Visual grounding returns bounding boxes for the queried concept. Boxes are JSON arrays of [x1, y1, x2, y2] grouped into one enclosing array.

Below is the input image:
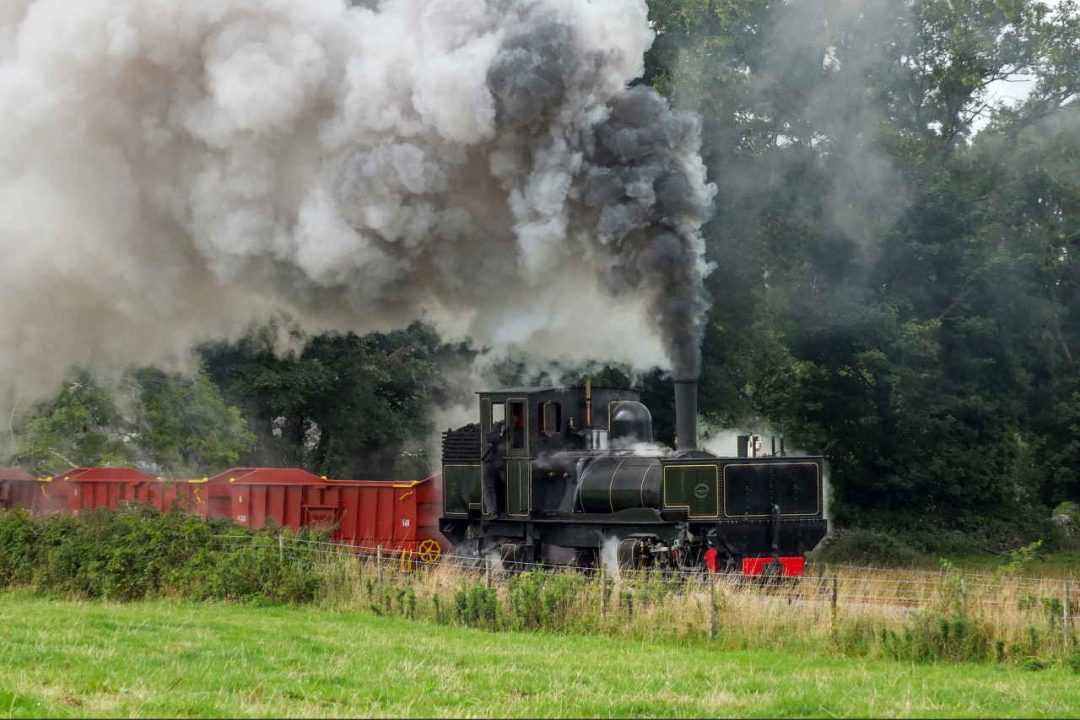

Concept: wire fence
[[208, 532, 1078, 621], [202, 530, 1080, 667]]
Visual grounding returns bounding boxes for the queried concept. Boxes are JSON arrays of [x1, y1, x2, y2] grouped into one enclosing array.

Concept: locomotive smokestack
[[674, 378, 698, 451]]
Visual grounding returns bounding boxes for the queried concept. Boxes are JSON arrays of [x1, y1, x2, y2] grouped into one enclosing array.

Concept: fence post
[[278, 534, 284, 563], [601, 565, 608, 622], [1064, 581, 1071, 651], [708, 575, 717, 640], [377, 545, 383, 586], [830, 575, 838, 628], [485, 555, 491, 589]]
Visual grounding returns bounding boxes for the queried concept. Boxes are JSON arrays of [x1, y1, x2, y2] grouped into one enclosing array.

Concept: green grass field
[[0, 593, 1078, 718], [944, 549, 1080, 576]]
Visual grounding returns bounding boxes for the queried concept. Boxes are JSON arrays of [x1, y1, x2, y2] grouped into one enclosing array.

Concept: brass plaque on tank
[[662, 464, 719, 518]]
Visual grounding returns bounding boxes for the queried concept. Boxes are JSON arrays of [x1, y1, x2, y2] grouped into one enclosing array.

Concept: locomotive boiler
[[439, 379, 828, 575]]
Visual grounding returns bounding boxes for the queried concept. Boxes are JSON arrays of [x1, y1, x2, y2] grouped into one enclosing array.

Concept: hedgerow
[[0, 507, 322, 603]]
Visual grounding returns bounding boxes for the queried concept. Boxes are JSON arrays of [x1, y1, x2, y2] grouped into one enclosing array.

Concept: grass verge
[[1, 592, 1079, 718]]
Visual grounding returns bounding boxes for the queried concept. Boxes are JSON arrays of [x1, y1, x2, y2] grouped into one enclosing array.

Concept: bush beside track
[[0, 507, 322, 603]]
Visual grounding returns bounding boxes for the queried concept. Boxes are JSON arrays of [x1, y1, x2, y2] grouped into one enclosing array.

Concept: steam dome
[[610, 401, 653, 447]]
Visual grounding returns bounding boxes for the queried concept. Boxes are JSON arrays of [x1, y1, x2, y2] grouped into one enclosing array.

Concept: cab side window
[[508, 400, 526, 449], [538, 401, 561, 436], [491, 402, 505, 428]]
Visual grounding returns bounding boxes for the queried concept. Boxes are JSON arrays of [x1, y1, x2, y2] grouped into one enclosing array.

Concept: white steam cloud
[[0, 0, 715, 413]]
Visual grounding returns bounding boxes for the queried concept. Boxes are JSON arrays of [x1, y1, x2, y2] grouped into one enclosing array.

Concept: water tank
[[577, 457, 662, 513]]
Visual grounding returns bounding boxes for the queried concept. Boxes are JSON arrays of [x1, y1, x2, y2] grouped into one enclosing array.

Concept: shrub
[[173, 536, 320, 604], [881, 612, 993, 663], [508, 572, 543, 630], [878, 562, 995, 663], [1068, 648, 1080, 674], [817, 529, 921, 567], [453, 584, 498, 629], [0, 510, 38, 585], [508, 571, 588, 632], [0, 506, 320, 603]]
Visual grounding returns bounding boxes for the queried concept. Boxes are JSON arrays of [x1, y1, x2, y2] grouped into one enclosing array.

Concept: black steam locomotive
[[439, 380, 828, 575]]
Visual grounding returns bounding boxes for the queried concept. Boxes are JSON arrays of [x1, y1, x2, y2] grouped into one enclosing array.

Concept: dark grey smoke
[[583, 88, 713, 377], [0, 0, 714, 423], [488, 20, 715, 378], [487, 20, 573, 129]]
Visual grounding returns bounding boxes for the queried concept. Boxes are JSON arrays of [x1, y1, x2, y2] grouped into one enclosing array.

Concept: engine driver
[[482, 419, 506, 518]]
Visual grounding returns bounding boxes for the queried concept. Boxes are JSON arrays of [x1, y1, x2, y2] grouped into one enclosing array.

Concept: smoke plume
[[0, 0, 715, 414]]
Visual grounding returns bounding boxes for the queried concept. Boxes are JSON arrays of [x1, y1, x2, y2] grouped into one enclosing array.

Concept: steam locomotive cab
[[439, 383, 828, 574]]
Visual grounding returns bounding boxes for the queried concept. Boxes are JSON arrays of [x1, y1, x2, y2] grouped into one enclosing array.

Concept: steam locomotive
[[439, 379, 828, 575]]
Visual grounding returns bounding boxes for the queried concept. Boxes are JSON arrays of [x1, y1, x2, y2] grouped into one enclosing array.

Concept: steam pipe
[[585, 377, 593, 428], [674, 378, 698, 451]]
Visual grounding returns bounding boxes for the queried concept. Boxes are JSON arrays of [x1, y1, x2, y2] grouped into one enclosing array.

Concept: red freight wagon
[[205, 467, 445, 562], [56, 467, 160, 512], [0, 468, 72, 514], [0, 468, 34, 487], [131, 477, 205, 515], [1, 467, 206, 516], [204, 467, 335, 532], [1, 467, 35, 510], [4, 464, 449, 566], [330, 477, 443, 562]]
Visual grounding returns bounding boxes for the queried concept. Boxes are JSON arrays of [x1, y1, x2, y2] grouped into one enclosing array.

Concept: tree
[[642, 0, 1080, 536], [10, 370, 133, 475], [7, 367, 255, 477], [127, 367, 255, 476], [200, 319, 476, 479]]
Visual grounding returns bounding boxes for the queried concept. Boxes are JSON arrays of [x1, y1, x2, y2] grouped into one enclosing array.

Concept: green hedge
[[0, 507, 322, 603]]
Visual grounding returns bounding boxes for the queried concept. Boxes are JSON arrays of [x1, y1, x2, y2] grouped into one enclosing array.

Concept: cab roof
[[476, 385, 634, 395]]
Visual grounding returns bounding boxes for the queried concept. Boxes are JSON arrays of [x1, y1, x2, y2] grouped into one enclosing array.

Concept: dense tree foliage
[[199, 320, 475, 479], [128, 368, 255, 476], [9, 370, 133, 474], [644, 0, 1080, 540], [9, 368, 254, 476]]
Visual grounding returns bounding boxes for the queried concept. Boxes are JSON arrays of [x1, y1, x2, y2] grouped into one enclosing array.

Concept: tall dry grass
[[297, 538, 1079, 669]]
